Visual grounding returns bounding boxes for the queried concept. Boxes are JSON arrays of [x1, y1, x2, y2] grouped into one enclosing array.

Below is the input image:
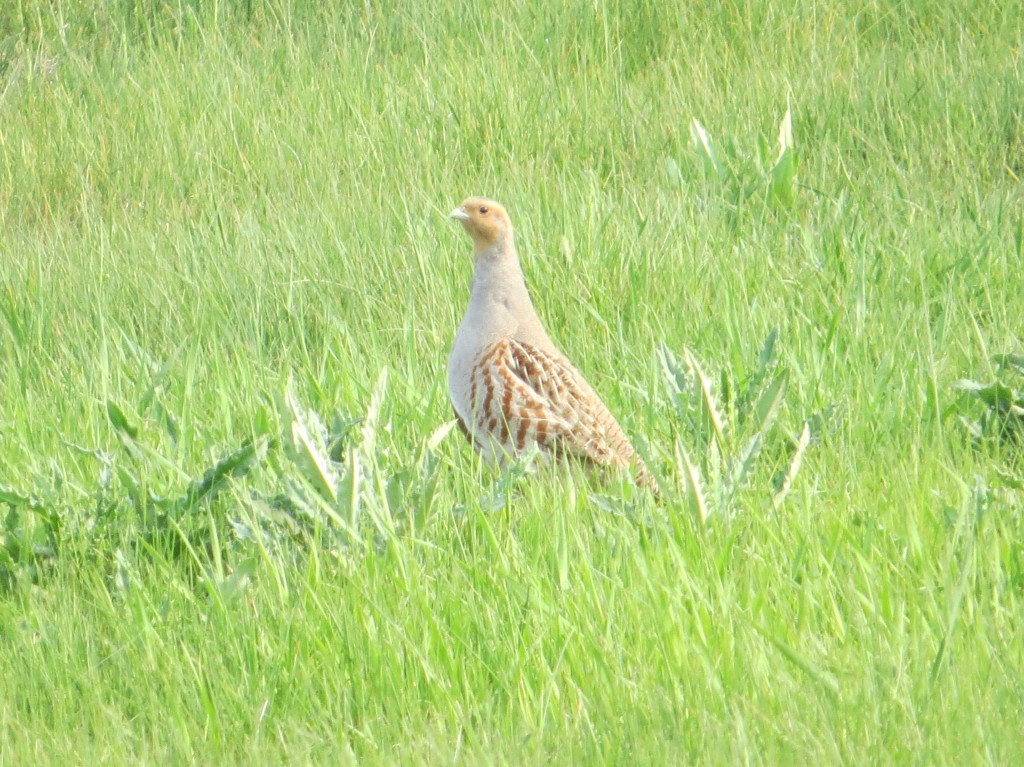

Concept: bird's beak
[[449, 206, 470, 221]]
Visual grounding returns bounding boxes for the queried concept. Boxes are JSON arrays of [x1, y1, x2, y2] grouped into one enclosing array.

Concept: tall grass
[[1, 0, 1022, 763]]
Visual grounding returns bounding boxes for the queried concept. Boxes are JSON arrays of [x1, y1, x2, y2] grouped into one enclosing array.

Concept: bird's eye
[[479, 206, 489, 215]]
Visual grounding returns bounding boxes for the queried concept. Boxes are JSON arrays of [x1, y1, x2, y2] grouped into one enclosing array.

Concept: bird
[[447, 196, 656, 492]]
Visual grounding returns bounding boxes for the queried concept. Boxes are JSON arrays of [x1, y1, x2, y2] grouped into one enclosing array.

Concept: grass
[[1, 0, 1023, 762]]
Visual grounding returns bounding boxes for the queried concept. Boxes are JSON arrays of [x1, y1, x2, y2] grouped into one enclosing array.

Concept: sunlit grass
[[1, 0, 1022, 763]]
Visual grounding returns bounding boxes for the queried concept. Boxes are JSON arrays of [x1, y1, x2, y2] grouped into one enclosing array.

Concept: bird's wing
[[458, 338, 656, 491], [462, 339, 573, 455], [500, 338, 640, 469]]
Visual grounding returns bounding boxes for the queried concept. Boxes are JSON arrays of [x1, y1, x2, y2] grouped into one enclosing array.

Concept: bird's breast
[[448, 314, 484, 428]]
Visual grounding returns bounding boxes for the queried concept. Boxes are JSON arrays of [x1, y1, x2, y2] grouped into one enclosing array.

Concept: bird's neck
[[462, 241, 553, 349], [470, 243, 531, 304]]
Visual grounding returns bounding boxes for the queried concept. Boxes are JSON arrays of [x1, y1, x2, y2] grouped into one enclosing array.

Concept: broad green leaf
[[676, 440, 710, 523], [107, 401, 144, 461], [106, 401, 139, 440], [774, 422, 811, 507], [0, 486, 41, 509], [279, 388, 338, 504], [722, 433, 764, 509], [685, 349, 726, 452], [768, 107, 798, 208], [178, 437, 268, 512], [361, 368, 389, 457], [752, 371, 788, 435], [958, 380, 1020, 410], [757, 328, 780, 371], [690, 117, 723, 177], [427, 420, 458, 451], [993, 354, 1024, 375]]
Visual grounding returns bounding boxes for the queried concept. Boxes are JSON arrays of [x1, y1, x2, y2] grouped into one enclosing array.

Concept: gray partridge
[[447, 197, 656, 492]]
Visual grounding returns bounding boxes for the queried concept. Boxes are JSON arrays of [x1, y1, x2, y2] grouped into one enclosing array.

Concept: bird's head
[[449, 197, 513, 254]]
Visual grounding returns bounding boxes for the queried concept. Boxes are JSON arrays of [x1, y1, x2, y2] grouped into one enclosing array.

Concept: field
[[1, 0, 1023, 763]]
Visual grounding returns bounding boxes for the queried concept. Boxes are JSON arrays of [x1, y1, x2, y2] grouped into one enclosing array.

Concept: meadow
[[1, 0, 1022, 763]]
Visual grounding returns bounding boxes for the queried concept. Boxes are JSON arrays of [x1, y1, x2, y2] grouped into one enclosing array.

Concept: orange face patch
[[452, 197, 511, 251]]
